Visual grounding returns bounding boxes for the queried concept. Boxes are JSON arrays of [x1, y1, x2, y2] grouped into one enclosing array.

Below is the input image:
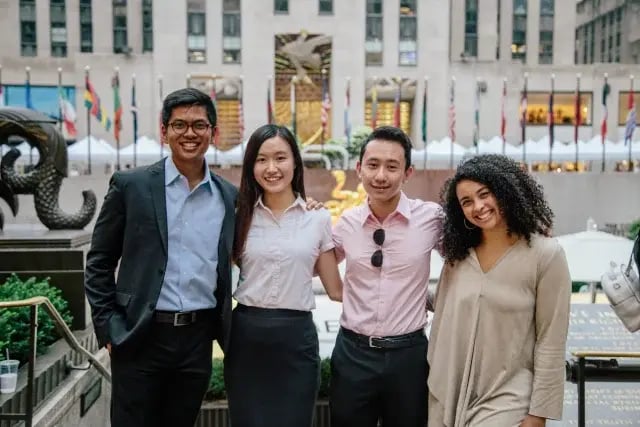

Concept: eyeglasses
[[169, 120, 212, 136], [371, 228, 385, 268]]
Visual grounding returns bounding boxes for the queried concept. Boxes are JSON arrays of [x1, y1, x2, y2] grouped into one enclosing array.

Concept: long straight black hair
[[233, 124, 306, 263]]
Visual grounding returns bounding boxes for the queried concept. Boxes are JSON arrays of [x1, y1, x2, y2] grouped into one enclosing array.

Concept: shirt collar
[[255, 194, 306, 211], [165, 156, 213, 191], [359, 191, 412, 226]]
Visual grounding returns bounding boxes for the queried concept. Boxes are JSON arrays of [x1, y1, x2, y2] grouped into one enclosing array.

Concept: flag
[[472, 85, 479, 147], [370, 84, 378, 129], [548, 84, 555, 148], [321, 74, 331, 139], [500, 80, 506, 145], [519, 80, 528, 143], [84, 76, 111, 131], [267, 79, 274, 125], [59, 88, 77, 138], [112, 73, 122, 141], [290, 78, 297, 136], [448, 79, 456, 142], [238, 84, 245, 142], [624, 87, 636, 145], [574, 78, 581, 145], [210, 81, 219, 145], [131, 76, 138, 145], [420, 84, 427, 144], [344, 79, 351, 145], [601, 81, 610, 144], [393, 81, 401, 127]]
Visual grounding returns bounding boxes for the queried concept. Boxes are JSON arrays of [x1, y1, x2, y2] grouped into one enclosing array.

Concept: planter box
[[196, 399, 331, 427]]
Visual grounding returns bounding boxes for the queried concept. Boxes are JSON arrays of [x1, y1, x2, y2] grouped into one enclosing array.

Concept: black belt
[[153, 309, 214, 326], [341, 327, 426, 349]]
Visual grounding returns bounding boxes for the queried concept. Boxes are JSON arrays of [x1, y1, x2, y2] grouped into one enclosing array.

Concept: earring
[[464, 218, 476, 230]]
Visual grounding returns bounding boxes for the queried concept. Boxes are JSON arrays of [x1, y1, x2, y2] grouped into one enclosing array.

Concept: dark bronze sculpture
[[0, 107, 96, 229]]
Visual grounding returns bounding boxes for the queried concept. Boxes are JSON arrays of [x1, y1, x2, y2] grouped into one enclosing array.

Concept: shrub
[[628, 218, 640, 240], [318, 357, 331, 398], [0, 274, 73, 365]]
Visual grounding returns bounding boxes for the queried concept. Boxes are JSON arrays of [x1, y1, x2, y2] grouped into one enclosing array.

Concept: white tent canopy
[[555, 229, 635, 282], [68, 136, 117, 164], [119, 136, 166, 166]]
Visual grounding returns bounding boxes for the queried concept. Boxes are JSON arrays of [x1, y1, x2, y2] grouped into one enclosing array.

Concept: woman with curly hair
[[427, 154, 571, 427]]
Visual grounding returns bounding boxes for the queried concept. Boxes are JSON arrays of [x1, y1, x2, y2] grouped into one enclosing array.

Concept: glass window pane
[[223, 0, 240, 11], [367, 0, 382, 15], [223, 49, 241, 63], [399, 16, 416, 40], [223, 13, 240, 37], [366, 16, 383, 40], [319, 0, 332, 14], [524, 92, 592, 126], [188, 13, 206, 35], [274, 0, 288, 13]]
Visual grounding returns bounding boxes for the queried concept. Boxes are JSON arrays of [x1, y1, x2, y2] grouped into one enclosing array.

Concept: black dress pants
[[330, 328, 429, 427], [110, 317, 215, 427]]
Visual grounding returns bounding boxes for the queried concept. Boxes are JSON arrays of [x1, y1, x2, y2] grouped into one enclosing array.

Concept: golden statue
[[325, 171, 367, 223]]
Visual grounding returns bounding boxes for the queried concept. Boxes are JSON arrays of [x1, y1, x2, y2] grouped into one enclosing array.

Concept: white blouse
[[233, 196, 335, 311]]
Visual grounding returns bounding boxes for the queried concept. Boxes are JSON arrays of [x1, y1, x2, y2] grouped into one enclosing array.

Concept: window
[[274, 0, 288, 14], [319, 0, 332, 14], [399, 0, 417, 65], [511, 0, 526, 61], [365, 0, 383, 65], [523, 92, 593, 126], [20, 0, 37, 56], [50, 0, 67, 57], [618, 92, 640, 125], [187, 1, 206, 63], [464, 0, 478, 57], [80, 0, 93, 53], [142, 0, 153, 52], [538, 0, 553, 64], [4, 85, 76, 119], [112, 0, 128, 54], [223, 0, 241, 63]]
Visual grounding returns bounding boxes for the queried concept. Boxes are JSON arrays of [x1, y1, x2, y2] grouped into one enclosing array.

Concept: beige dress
[[427, 235, 571, 427]]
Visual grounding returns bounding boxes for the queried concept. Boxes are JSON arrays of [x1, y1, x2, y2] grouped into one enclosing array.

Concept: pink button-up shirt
[[333, 192, 443, 337]]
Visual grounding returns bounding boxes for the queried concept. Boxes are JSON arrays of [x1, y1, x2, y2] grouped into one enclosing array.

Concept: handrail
[[0, 296, 111, 381]]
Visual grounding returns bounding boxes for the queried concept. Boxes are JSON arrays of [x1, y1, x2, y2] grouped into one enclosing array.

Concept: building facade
[[575, 0, 640, 65], [1, 0, 639, 154]]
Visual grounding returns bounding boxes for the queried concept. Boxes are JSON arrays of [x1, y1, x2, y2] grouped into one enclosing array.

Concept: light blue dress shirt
[[156, 156, 224, 312]]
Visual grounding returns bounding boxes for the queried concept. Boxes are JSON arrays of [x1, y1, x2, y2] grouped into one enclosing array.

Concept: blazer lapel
[[149, 161, 168, 255], [211, 172, 234, 257]]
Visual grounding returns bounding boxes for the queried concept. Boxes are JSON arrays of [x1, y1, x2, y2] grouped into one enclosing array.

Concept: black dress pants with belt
[[330, 328, 429, 427], [110, 313, 215, 427]]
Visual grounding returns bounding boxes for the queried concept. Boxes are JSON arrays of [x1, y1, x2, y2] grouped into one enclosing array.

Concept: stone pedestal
[[0, 224, 92, 330]]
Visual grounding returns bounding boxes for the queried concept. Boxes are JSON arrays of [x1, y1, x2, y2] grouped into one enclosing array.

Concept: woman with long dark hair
[[225, 124, 342, 427], [428, 155, 571, 427]]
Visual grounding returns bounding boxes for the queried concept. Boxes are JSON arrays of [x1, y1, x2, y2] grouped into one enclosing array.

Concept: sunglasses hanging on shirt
[[371, 228, 385, 268]]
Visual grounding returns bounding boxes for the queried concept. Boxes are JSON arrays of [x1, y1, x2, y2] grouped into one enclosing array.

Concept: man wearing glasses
[[85, 87, 237, 427], [330, 126, 443, 427]]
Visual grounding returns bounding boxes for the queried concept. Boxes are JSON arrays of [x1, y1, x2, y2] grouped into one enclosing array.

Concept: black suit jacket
[[84, 160, 237, 353]]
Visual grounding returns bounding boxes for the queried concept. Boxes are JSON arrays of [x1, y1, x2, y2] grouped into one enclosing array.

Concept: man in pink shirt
[[331, 126, 443, 427]]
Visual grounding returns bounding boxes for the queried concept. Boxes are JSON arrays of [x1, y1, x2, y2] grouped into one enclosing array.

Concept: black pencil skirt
[[224, 304, 320, 427]]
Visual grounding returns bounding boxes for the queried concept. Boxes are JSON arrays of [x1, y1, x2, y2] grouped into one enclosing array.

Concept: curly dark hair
[[440, 154, 554, 263]]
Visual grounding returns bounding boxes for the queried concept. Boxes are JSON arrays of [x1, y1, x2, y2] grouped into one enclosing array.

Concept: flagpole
[[344, 76, 351, 167], [628, 75, 635, 172], [548, 73, 555, 171], [85, 66, 92, 175], [239, 75, 244, 157], [574, 73, 581, 171], [422, 76, 428, 170], [57, 67, 63, 133], [291, 75, 297, 139], [158, 75, 164, 160], [321, 68, 327, 156], [474, 77, 480, 154], [132, 73, 138, 168], [449, 76, 455, 170], [267, 74, 273, 125], [601, 73, 608, 173], [501, 78, 507, 155], [26, 66, 33, 166], [521, 72, 528, 166]]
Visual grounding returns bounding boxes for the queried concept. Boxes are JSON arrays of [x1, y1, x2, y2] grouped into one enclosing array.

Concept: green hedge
[[206, 357, 332, 401], [0, 274, 73, 365]]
